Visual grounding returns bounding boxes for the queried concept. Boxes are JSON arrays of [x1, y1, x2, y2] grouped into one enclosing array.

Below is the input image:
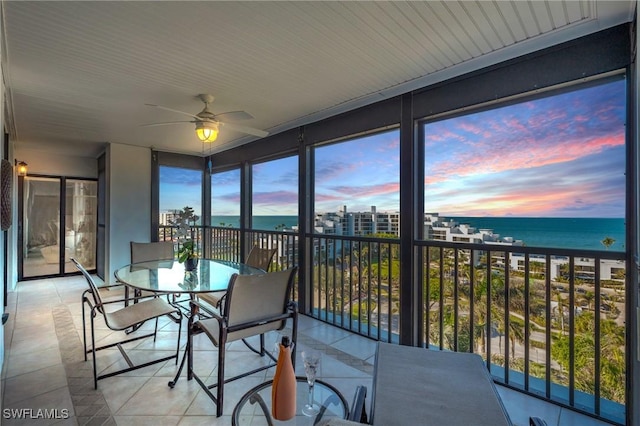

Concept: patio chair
[[122, 241, 178, 330], [132, 240, 177, 294], [106, 241, 175, 302], [198, 245, 277, 311], [198, 245, 278, 356], [73, 258, 182, 389], [189, 267, 298, 417], [130, 240, 175, 263]]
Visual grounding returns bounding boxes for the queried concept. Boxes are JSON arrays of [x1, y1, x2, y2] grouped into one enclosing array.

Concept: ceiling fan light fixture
[[195, 121, 219, 142]]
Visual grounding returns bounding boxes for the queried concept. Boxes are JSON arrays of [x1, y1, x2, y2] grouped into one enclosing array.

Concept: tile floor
[[1, 275, 615, 426]]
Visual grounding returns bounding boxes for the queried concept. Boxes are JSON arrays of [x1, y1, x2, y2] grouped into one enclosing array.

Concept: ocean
[[450, 217, 625, 251], [211, 215, 626, 252], [212, 215, 299, 230]]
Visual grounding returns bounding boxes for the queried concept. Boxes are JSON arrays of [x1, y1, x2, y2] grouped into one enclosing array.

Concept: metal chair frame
[[74, 258, 183, 389], [198, 245, 279, 355], [189, 267, 298, 417]]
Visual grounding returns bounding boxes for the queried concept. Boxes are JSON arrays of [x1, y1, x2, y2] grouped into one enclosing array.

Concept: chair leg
[[154, 317, 159, 342], [217, 343, 226, 417], [82, 299, 88, 362], [175, 313, 182, 365], [241, 335, 268, 357], [90, 312, 98, 389]]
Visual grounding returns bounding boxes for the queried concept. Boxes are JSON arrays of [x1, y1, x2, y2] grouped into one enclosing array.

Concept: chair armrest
[[348, 385, 368, 423], [190, 299, 224, 321], [99, 294, 158, 306]]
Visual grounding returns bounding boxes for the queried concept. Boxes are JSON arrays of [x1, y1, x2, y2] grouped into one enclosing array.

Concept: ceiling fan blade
[[140, 120, 194, 127], [220, 122, 269, 138], [215, 110, 254, 122], [145, 103, 201, 120]]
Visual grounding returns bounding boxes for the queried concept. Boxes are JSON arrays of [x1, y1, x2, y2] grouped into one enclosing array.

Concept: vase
[[184, 257, 198, 271], [271, 336, 296, 420]]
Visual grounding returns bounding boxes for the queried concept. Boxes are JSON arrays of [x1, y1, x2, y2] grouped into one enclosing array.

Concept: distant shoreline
[[209, 215, 625, 252]]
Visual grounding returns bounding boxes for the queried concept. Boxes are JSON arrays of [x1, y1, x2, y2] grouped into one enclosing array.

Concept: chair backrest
[[245, 246, 277, 271], [71, 257, 104, 312], [131, 241, 174, 263], [224, 267, 297, 334]]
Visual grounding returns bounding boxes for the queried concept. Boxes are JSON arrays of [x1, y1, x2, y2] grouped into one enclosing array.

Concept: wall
[[4, 149, 98, 293], [105, 143, 150, 284], [12, 148, 98, 179], [5, 143, 148, 286]]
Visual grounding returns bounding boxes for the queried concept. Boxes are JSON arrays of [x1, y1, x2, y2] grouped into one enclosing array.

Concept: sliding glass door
[[19, 176, 97, 279], [64, 179, 97, 273], [21, 177, 61, 277]]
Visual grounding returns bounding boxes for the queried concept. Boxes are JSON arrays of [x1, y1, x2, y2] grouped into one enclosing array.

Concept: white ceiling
[[2, 1, 636, 158]]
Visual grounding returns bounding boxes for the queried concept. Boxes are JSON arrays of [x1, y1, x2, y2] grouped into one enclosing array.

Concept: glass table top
[[114, 259, 265, 294], [232, 377, 348, 425]]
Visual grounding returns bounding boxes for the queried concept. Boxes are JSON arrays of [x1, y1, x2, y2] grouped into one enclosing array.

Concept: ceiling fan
[[143, 94, 269, 142]]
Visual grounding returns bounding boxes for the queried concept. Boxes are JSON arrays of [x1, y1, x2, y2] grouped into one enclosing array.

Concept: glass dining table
[[114, 258, 266, 387]]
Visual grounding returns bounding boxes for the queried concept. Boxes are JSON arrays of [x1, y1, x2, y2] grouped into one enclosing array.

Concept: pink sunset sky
[[165, 79, 626, 219]]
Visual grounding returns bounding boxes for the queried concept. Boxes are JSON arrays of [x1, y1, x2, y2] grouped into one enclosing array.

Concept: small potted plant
[[171, 206, 200, 271], [178, 240, 198, 271]]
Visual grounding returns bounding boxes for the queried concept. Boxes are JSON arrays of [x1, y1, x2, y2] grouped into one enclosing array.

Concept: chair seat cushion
[[372, 343, 511, 426], [105, 297, 177, 330]]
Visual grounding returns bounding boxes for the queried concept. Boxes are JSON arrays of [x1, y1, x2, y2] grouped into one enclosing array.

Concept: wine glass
[[301, 350, 321, 416]]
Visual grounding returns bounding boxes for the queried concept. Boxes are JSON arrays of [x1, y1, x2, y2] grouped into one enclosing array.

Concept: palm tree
[[601, 236, 615, 250]]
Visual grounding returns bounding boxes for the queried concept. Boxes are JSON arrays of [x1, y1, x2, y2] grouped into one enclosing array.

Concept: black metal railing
[[159, 225, 299, 268], [310, 234, 401, 343], [413, 241, 626, 425], [158, 225, 626, 424], [308, 235, 625, 424]]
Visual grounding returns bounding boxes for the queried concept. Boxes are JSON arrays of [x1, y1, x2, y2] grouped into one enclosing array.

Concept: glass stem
[[308, 382, 315, 408]]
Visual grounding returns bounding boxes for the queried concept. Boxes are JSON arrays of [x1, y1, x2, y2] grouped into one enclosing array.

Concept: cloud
[[327, 182, 399, 198], [314, 161, 358, 184], [253, 190, 299, 206]]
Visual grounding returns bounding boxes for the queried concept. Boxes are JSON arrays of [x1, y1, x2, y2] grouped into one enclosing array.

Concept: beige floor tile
[[5, 347, 63, 379], [114, 416, 181, 425], [115, 377, 200, 416], [330, 334, 377, 361], [153, 348, 216, 379], [7, 323, 56, 341], [177, 415, 232, 425], [3, 364, 68, 406], [301, 324, 353, 346], [184, 376, 266, 417], [1, 387, 74, 426], [99, 376, 150, 414], [98, 349, 176, 378], [6, 332, 59, 356]]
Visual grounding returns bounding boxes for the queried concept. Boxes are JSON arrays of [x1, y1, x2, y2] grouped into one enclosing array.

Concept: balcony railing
[[158, 225, 627, 424], [416, 241, 626, 424]]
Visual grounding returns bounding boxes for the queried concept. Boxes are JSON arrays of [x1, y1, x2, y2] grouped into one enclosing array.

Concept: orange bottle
[[272, 336, 296, 420]]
